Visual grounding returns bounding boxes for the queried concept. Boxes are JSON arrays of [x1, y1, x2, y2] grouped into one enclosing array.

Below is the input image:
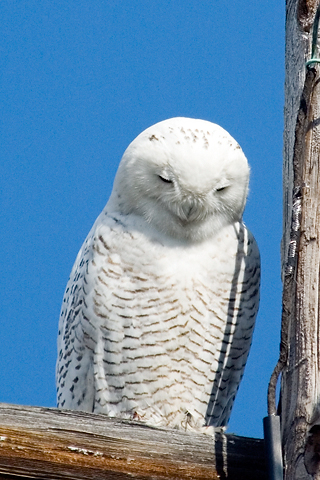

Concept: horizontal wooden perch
[[0, 403, 266, 479]]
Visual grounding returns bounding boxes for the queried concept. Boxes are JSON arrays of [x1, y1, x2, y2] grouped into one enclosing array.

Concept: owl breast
[[56, 211, 260, 431]]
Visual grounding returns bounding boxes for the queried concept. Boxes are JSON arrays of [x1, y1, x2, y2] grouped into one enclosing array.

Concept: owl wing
[[56, 228, 97, 411], [56, 212, 148, 413], [204, 224, 260, 427]]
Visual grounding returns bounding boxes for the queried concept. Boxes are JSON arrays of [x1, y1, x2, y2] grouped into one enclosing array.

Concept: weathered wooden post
[[0, 403, 266, 479], [272, 0, 320, 478]]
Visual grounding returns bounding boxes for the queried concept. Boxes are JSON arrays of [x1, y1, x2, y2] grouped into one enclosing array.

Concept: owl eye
[[158, 175, 173, 184], [216, 185, 228, 192]]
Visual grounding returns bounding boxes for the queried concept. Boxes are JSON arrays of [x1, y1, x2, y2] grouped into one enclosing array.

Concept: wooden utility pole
[[281, 0, 320, 478]]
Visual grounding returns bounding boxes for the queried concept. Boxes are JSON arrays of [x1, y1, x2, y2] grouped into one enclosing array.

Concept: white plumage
[[56, 117, 260, 431]]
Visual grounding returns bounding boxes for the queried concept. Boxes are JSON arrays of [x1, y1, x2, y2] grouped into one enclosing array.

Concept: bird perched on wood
[[56, 117, 260, 431]]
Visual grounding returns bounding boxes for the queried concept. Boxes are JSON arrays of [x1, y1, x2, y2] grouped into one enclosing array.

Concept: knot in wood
[[305, 425, 320, 475]]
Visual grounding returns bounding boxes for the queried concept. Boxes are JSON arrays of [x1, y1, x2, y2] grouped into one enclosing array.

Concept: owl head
[[108, 117, 250, 242]]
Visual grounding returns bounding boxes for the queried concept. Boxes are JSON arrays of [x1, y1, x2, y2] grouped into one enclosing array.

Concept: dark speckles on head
[[185, 129, 198, 143], [149, 135, 159, 141], [202, 133, 209, 149]]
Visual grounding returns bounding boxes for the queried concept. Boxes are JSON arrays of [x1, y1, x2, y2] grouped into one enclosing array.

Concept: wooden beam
[[0, 403, 266, 479]]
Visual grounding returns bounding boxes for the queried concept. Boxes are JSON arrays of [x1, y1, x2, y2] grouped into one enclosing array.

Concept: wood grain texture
[[0, 403, 266, 480], [283, 0, 309, 271], [282, 0, 320, 478]]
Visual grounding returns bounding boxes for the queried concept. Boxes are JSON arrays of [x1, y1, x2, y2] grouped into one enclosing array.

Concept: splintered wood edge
[[0, 403, 266, 480]]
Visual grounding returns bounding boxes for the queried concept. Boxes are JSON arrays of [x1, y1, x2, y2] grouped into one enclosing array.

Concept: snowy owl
[[56, 117, 260, 431]]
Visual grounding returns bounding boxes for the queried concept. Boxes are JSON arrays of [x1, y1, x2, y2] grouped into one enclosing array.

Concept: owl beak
[[180, 197, 197, 221]]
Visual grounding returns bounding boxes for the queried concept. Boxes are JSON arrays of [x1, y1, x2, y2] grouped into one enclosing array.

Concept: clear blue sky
[[1, 1, 284, 439]]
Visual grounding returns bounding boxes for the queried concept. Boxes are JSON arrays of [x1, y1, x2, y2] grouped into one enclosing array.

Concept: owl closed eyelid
[[158, 175, 172, 183]]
